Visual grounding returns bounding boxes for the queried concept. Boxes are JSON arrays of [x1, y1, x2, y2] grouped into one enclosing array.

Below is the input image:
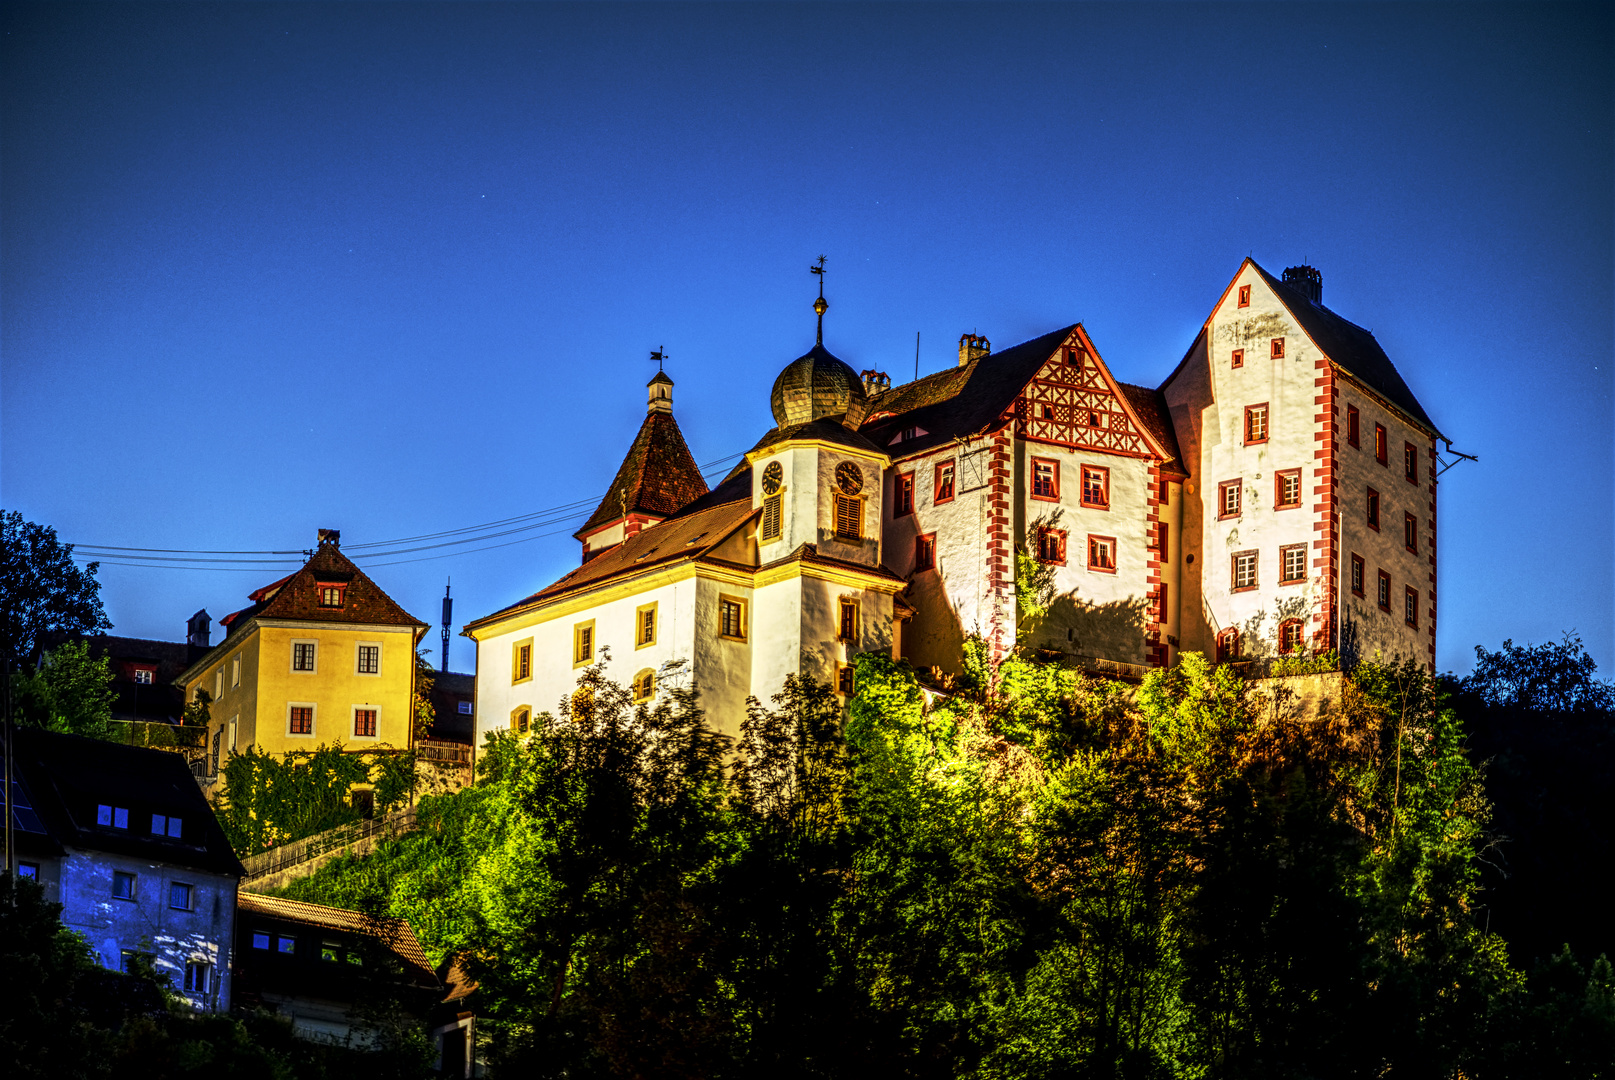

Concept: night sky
[[3, 3, 1610, 674]]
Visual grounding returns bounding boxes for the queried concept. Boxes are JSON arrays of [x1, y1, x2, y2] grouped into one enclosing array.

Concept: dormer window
[[888, 425, 927, 445], [150, 813, 183, 839], [131, 667, 155, 685], [318, 584, 347, 608], [97, 804, 130, 829]]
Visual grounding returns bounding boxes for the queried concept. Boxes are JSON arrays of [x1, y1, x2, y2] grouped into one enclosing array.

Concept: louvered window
[[839, 599, 859, 643], [834, 494, 861, 540], [761, 494, 782, 541]]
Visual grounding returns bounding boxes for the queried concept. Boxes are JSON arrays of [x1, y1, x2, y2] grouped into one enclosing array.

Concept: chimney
[[958, 333, 990, 367], [318, 528, 340, 547], [186, 609, 211, 649], [647, 371, 674, 415], [1282, 265, 1322, 304], [860, 369, 890, 394]]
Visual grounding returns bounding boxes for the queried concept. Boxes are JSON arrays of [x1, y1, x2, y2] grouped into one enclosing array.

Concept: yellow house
[[175, 530, 428, 787]]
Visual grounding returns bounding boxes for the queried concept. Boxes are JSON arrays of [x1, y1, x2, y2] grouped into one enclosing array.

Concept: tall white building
[[465, 259, 1443, 741]]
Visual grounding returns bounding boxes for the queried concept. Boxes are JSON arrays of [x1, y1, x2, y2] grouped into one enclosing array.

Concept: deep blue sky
[[3, 3, 1610, 675]]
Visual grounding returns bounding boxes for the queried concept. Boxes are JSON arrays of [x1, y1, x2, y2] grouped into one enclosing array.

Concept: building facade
[[466, 259, 1442, 740]]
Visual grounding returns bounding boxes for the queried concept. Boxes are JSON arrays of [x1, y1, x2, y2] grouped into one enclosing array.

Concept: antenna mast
[[440, 580, 453, 673]]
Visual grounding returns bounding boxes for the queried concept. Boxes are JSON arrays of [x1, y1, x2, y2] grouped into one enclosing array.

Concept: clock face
[[835, 462, 863, 496], [761, 461, 783, 495]]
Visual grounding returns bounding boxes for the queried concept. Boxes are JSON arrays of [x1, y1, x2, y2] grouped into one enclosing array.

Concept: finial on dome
[[810, 255, 828, 345]]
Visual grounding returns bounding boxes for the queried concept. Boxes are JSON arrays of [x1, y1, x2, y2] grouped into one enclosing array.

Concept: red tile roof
[[577, 411, 709, 538], [225, 544, 426, 637]]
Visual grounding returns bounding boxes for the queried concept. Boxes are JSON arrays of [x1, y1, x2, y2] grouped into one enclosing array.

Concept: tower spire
[[810, 255, 828, 345]]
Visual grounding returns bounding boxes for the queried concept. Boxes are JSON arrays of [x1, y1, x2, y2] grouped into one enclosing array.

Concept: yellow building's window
[[719, 596, 747, 641], [291, 641, 317, 673], [573, 621, 595, 667], [632, 669, 655, 703], [635, 603, 657, 649], [511, 707, 530, 735], [213, 669, 223, 699], [231, 655, 241, 687], [512, 639, 533, 684]]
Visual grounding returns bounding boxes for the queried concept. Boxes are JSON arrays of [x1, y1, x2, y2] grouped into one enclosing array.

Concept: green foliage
[[1268, 648, 1340, 676], [218, 743, 370, 851], [10, 638, 116, 739], [0, 509, 111, 667]]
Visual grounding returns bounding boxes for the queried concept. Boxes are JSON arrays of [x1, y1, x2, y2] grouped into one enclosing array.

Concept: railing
[[108, 719, 208, 751], [415, 739, 472, 765], [239, 805, 418, 883]]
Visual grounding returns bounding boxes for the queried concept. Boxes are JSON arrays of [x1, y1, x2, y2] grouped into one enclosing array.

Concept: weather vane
[[650, 346, 667, 372], [810, 255, 828, 345]]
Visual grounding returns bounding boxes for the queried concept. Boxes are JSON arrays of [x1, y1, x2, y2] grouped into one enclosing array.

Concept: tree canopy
[[0, 510, 110, 668]]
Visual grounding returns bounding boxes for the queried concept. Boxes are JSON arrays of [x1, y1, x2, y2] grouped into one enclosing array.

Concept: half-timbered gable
[[1015, 327, 1167, 462]]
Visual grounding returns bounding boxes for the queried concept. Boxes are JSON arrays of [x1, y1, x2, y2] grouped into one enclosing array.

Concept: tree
[[9, 639, 115, 739], [0, 511, 111, 668]]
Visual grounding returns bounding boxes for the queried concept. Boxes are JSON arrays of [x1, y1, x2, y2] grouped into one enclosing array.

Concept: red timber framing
[[1013, 327, 1168, 461], [987, 431, 1014, 663], [1312, 360, 1339, 652], [1146, 463, 1166, 667]]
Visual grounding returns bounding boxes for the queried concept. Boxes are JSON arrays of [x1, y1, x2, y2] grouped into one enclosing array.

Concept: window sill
[[1274, 504, 1301, 512], [1244, 439, 1269, 447], [1030, 493, 1060, 503], [635, 640, 657, 651], [1279, 578, 1305, 586], [1079, 501, 1110, 511], [1230, 585, 1259, 594], [718, 634, 748, 643], [1086, 565, 1116, 574]]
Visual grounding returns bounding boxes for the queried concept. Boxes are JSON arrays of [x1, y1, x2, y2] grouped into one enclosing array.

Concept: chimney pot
[[958, 333, 990, 367], [1282, 265, 1323, 304], [186, 609, 211, 649], [318, 528, 340, 547]]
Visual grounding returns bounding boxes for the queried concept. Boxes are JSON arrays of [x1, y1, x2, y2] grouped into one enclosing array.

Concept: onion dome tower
[[769, 257, 870, 430]]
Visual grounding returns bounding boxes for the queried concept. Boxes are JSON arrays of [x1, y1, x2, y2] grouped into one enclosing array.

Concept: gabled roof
[[576, 411, 709, 539], [237, 892, 437, 983], [1248, 260, 1441, 438], [222, 545, 425, 638], [1116, 382, 1189, 479], [12, 727, 245, 877]]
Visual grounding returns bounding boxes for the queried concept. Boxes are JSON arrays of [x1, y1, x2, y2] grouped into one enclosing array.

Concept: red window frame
[[1366, 487, 1380, 531], [1231, 549, 1258, 592], [1218, 479, 1242, 520], [1153, 522, 1169, 561], [289, 706, 313, 736], [1347, 405, 1360, 448], [1244, 403, 1269, 445], [1231, 348, 1244, 369], [318, 585, 346, 609], [1274, 468, 1302, 509], [1237, 284, 1251, 308], [1216, 627, 1240, 662], [1404, 512, 1418, 554], [914, 532, 936, 572], [1278, 618, 1305, 656], [1374, 423, 1387, 465], [1080, 465, 1109, 509], [1036, 527, 1067, 565], [1279, 543, 1307, 584], [934, 459, 956, 504], [1152, 583, 1168, 625], [894, 472, 914, 517], [1350, 554, 1365, 597], [354, 708, 377, 738], [1031, 457, 1060, 501], [1404, 586, 1419, 628], [1377, 571, 1392, 612], [1270, 337, 1285, 359], [1087, 534, 1117, 573], [1404, 442, 1418, 483]]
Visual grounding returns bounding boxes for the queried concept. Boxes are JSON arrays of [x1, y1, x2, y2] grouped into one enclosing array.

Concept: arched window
[[1216, 627, 1240, 664], [510, 707, 530, 736], [1278, 619, 1305, 656], [632, 669, 655, 704]]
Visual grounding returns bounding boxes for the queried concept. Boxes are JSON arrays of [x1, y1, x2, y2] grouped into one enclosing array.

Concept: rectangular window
[[894, 472, 914, 516], [211, 729, 221, 773], [252, 930, 271, 950], [184, 961, 210, 994], [934, 460, 956, 504], [1405, 442, 1419, 483], [457, 700, 473, 715], [356, 644, 380, 675], [354, 708, 378, 738], [837, 664, 855, 697], [169, 882, 194, 911], [1351, 554, 1365, 596], [1244, 403, 1269, 445], [1219, 479, 1242, 519], [291, 641, 316, 672], [1404, 513, 1418, 553], [318, 585, 345, 608], [132, 668, 154, 684], [150, 814, 182, 838], [838, 599, 859, 644], [1087, 535, 1116, 573], [231, 655, 240, 687], [1271, 337, 1286, 359], [1036, 527, 1066, 565], [1031, 458, 1059, 501], [719, 597, 747, 640], [1232, 550, 1258, 592], [573, 622, 595, 666], [277, 935, 296, 955], [97, 804, 130, 829], [834, 493, 862, 539], [914, 533, 936, 571], [1378, 571, 1392, 611], [1231, 348, 1244, 369], [1066, 346, 1086, 369], [513, 639, 533, 682], [113, 871, 137, 901], [1080, 465, 1109, 509], [1238, 284, 1251, 307], [1405, 587, 1419, 628], [289, 705, 314, 736], [1280, 619, 1305, 655], [1280, 544, 1307, 584], [214, 669, 223, 699], [17, 862, 38, 880], [1040, 403, 1055, 420], [511, 708, 530, 735], [1375, 423, 1387, 465], [636, 603, 657, 648], [1151, 522, 1169, 560], [1366, 488, 1380, 530], [1152, 583, 1167, 625], [1347, 405, 1360, 448], [1275, 469, 1302, 509], [761, 494, 783, 541]]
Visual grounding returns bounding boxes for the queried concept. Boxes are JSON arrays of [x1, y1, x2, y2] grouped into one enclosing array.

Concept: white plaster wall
[[749, 575, 804, 707], [1160, 479, 1183, 666], [1334, 381, 1438, 667], [58, 848, 235, 1011], [691, 576, 755, 738], [1163, 331, 1215, 656]]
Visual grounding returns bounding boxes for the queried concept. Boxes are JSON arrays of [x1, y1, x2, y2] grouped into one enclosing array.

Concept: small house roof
[[237, 892, 437, 983]]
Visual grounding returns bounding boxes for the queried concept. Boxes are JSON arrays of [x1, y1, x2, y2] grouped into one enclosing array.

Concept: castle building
[[465, 259, 1442, 741], [174, 531, 428, 789]]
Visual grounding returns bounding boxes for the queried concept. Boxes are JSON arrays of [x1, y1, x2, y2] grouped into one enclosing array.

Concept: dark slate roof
[[577, 411, 710, 538], [770, 342, 871, 428], [1250, 260, 1441, 437], [12, 727, 245, 877], [748, 417, 888, 458], [859, 326, 1079, 459], [1116, 382, 1189, 479]]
